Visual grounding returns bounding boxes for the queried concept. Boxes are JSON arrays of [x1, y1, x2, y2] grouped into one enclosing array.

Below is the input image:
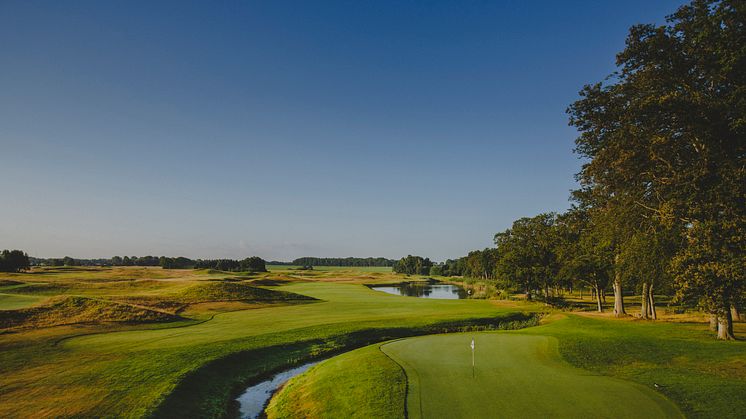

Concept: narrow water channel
[[236, 361, 319, 419]]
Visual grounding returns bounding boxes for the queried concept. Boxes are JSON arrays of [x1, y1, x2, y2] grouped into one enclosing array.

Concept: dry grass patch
[[0, 296, 181, 330]]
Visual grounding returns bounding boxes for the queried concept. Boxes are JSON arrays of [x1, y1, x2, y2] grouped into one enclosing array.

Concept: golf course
[[2, 2, 745, 417], [0, 265, 744, 418]]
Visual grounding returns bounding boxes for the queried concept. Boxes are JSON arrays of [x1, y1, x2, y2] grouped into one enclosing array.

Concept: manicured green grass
[[383, 333, 680, 419], [277, 332, 681, 419], [517, 315, 746, 418], [0, 269, 533, 417], [266, 343, 406, 418], [271, 316, 745, 419]]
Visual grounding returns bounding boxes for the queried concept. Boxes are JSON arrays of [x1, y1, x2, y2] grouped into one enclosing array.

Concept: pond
[[368, 281, 468, 299], [236, 361, 319, 419]]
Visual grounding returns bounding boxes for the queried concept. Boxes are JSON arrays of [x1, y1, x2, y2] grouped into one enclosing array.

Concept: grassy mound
[[176, 282, 315, 303], [114, 282, 316, 314], [0, 296, 181, 330], [266, 343, 406, 418]]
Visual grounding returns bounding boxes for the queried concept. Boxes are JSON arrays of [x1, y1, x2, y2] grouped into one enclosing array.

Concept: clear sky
[[1, 0, 685, 261]]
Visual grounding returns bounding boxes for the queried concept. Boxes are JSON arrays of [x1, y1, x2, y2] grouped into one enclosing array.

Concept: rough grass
[[266, 343, 406, 419], [114, 281, 317, 314], [0, 296, 181, 330], [0, 280, 24, 287], [175, 281, 315, 303], [517, 315, 746, 418]]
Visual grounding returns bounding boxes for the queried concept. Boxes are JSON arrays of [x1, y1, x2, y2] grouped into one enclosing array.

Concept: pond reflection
[[369, 281, 467, 299]]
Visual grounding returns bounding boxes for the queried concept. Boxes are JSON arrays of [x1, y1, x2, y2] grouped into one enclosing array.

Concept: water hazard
[[236, 361, 319, 419], [369, 281, 468, 299]]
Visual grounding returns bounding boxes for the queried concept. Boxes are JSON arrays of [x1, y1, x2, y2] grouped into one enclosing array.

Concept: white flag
[[470, 338, 475, 350]]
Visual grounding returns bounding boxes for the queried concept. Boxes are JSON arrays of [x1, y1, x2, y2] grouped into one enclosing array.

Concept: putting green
[[381, 333, 682, 419]]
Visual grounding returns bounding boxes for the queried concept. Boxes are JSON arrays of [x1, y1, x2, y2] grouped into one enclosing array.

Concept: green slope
[[266, 343, 406, 418]]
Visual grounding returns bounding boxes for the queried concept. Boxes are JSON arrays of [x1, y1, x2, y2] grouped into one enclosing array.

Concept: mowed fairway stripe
[[381, 333, 682, 419]]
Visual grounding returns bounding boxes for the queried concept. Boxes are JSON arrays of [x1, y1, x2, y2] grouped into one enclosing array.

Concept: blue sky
[[0, 0, 685, 261]]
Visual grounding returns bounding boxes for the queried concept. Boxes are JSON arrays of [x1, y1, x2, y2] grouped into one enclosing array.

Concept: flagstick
[[471, 337, 475, 379]]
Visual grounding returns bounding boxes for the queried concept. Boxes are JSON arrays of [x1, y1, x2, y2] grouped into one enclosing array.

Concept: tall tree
[[568, 0, 745, 337]]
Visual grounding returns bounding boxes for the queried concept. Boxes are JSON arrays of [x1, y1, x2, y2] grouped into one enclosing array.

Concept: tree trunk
[[579, 287, 583, 300], [601, 289, 606, 303], [648, 284, 657, 320], [640, 283, 649, 320], [733, 305, 742, 322], [525, 283, 532, 301], [612, 277, 626, 317], [717, 310, 735, 340], [709, 313, 718, 331], [594, 285, 603, 312]]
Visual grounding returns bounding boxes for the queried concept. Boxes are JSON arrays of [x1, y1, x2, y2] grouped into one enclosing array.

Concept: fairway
[[381, 333, 682, 419]]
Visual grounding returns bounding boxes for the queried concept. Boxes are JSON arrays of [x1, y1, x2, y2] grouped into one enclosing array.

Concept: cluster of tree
[[0, 250, 30, 272], [111, 256, 161, 266], [290, 257, 396, 267], [449, 1, 744, 340], [393, 255, 433, 275], [49, 256, 82, 266], [429, 258, 466, 277], [158, 257, 196, 269], [567, 0, 744, 340], [193, 257, 267, 272]]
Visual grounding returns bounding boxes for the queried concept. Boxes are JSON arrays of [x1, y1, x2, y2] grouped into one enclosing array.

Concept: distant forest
[[288, 257, 396, 267], [28, 255, 267, 272]]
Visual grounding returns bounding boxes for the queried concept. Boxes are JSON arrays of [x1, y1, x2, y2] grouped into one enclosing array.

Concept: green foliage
[[494, 214, 560, 300], [393, 255, 433, 275], [290, 257, 396, 267], [567, 0, 745, 334], [159, 256, 196, 269], [0, 250, 30, 273]]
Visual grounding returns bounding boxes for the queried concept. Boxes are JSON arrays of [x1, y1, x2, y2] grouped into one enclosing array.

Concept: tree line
[[289, 257, 396, 267], [24, 255, 267, 272], [433, 1, 744, 340]]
